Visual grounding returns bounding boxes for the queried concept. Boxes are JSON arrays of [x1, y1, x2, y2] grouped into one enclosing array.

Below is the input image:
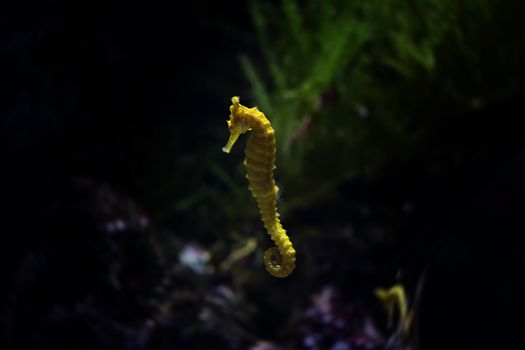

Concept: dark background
[[2, 1, 254, 348], [2, 1, 525, 349]]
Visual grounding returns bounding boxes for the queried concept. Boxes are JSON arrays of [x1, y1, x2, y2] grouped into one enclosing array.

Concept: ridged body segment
[[223, 97, 296, 278]]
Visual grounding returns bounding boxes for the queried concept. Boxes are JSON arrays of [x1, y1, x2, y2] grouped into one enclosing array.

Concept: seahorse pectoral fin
[[222, 131, 242, 153]]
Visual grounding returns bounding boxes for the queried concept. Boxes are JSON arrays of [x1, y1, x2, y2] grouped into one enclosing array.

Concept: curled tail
[[263, 221, 296, 278]]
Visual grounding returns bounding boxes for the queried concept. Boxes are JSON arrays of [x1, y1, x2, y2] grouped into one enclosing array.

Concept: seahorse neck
[[247, 117, 267, 134], [251, 124, 267, 137]]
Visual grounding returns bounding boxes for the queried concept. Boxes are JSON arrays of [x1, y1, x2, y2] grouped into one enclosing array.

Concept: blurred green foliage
[[240, 0, 524, 209]]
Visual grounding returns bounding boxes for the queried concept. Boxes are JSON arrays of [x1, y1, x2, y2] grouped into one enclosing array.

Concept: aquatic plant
[[241, 0, 525, 208], [375, 284, 411, 336]]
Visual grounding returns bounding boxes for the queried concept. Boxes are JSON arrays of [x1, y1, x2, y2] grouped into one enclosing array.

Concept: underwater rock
[[179, 243, 213, 275], [297, 286, 385, 350]]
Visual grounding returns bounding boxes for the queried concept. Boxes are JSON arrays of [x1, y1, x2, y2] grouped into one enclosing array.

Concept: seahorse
[[222, 96, 296, 278]]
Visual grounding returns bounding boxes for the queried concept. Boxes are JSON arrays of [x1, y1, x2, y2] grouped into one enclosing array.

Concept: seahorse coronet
[[223, 96, 296, 278]]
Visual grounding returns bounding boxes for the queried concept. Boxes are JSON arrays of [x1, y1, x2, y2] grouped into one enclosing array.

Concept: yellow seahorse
[[222, 96, 296, 278]]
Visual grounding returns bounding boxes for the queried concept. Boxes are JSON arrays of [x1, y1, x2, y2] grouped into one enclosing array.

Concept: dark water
[[2, 1, 525, 349]]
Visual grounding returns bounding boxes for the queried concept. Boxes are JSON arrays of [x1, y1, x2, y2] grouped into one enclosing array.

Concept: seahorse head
[[222, 96, 252, 153]]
